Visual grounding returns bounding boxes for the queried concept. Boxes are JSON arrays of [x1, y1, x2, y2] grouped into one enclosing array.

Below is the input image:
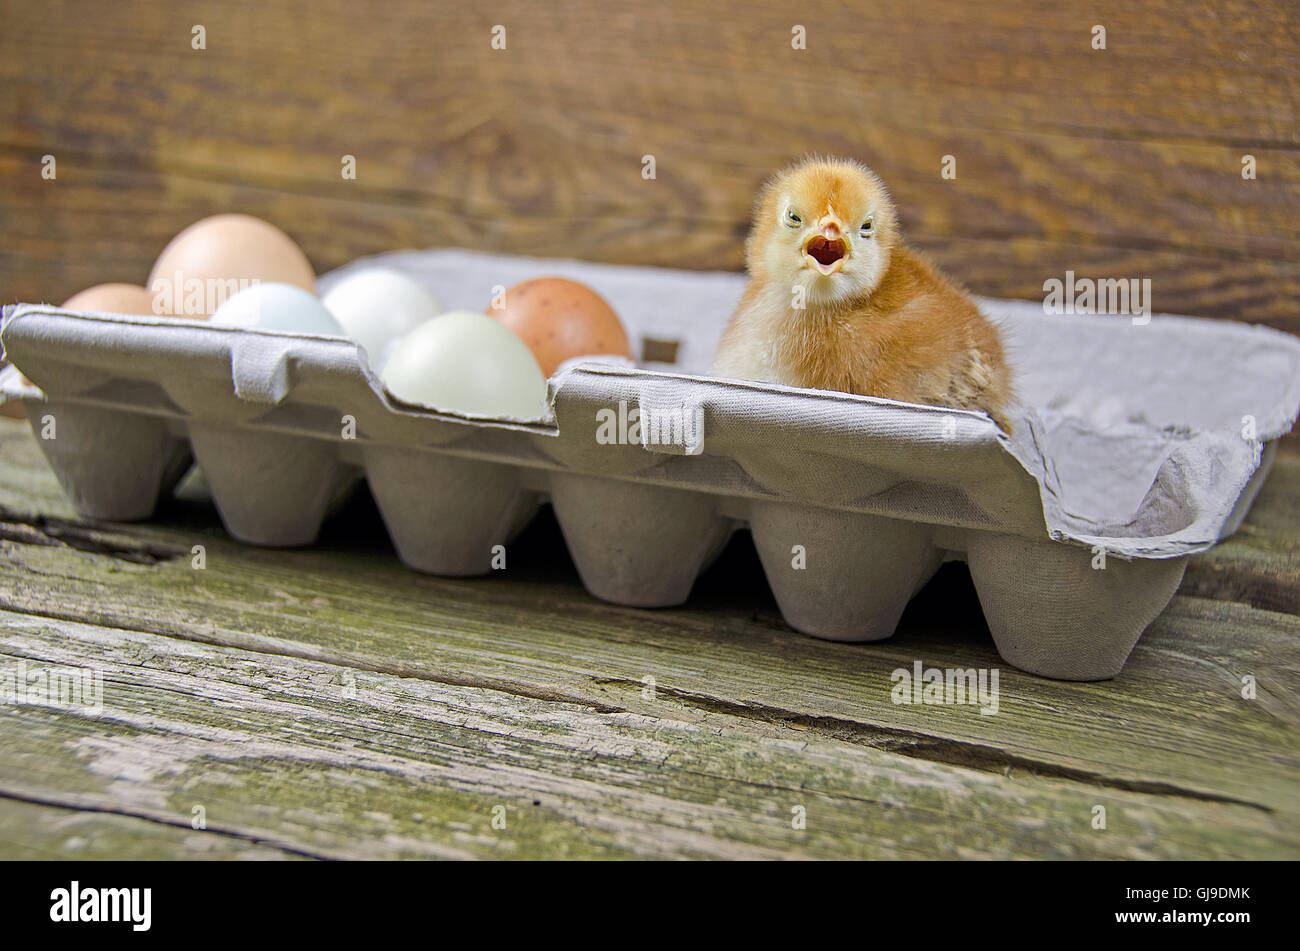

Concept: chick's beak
[[802, 214, 849, 274]]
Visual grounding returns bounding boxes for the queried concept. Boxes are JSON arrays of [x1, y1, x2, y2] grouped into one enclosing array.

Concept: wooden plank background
[[1, 0, 1297, 335]]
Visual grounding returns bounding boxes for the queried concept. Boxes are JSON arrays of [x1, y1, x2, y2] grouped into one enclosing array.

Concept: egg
[[210, 282, 346, 336], [13, 283, 159, 391], [489, 277, 632, 377], [322, 268, 443, 364], [381, 310, 548, 419], [148, 214, 315, 317], [61, 283, 158, 316]]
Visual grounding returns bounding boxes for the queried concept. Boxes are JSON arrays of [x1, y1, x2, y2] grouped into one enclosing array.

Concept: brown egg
[[147, 214, 315, 317], [62, 283, 158, 316], [489, 278, 632, 377], [5, 283, 160, 396]]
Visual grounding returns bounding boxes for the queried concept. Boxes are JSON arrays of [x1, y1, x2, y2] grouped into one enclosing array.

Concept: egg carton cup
[[3, 250, 1299, 680]]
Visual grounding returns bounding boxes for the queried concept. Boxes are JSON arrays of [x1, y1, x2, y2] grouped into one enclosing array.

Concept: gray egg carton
[[3, 249, 1299, 680]]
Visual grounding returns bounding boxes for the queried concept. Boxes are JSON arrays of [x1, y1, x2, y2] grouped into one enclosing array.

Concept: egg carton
[[3, 250, 1299, 680]]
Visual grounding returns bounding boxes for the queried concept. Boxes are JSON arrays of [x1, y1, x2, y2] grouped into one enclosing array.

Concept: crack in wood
[[0, 786, 332, 861], [590, 678, 1275, 813], [0, 504, 182, 565]]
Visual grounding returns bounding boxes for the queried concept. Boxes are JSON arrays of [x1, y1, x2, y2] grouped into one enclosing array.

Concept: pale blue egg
[[210, 282, 345, 336]]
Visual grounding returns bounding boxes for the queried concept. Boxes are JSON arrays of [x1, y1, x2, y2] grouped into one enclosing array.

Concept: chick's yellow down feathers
[[712, 156, 1014, 431]]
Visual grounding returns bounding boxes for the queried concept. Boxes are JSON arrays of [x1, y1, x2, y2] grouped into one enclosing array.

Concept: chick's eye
[[783, 208, 802, 228], [859, 216, 875, 237]]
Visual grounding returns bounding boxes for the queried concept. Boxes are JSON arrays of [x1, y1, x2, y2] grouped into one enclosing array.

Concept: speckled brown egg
[[489, 277, 632, 378]]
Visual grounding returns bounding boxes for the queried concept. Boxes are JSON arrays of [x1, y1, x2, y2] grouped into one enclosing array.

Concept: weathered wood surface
[[0, 415, 1296, 859], [2, 0, 1298, 330]]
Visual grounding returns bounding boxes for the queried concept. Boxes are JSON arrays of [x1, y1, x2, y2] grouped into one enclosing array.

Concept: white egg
[[381, 310, 549, 419], [322, 268, 443, 366], [209, 282, 345, 336]]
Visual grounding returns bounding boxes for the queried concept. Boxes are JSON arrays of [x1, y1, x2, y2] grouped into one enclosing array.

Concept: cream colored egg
[[381, 310, 548, 419], [322, 268, 443, 364]]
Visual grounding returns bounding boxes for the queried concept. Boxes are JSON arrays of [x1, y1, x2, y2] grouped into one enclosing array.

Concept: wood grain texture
[[0, 416, 1297, 858], [1, 0, 1297, 331], [1, 608, 1291, 860]]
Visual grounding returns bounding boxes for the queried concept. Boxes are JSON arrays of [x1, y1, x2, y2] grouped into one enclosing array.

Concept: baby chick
[[712, 156, 1014, 431]]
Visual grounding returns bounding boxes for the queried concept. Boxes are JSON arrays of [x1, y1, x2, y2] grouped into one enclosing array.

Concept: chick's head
[[747, 156, 899, 308]]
